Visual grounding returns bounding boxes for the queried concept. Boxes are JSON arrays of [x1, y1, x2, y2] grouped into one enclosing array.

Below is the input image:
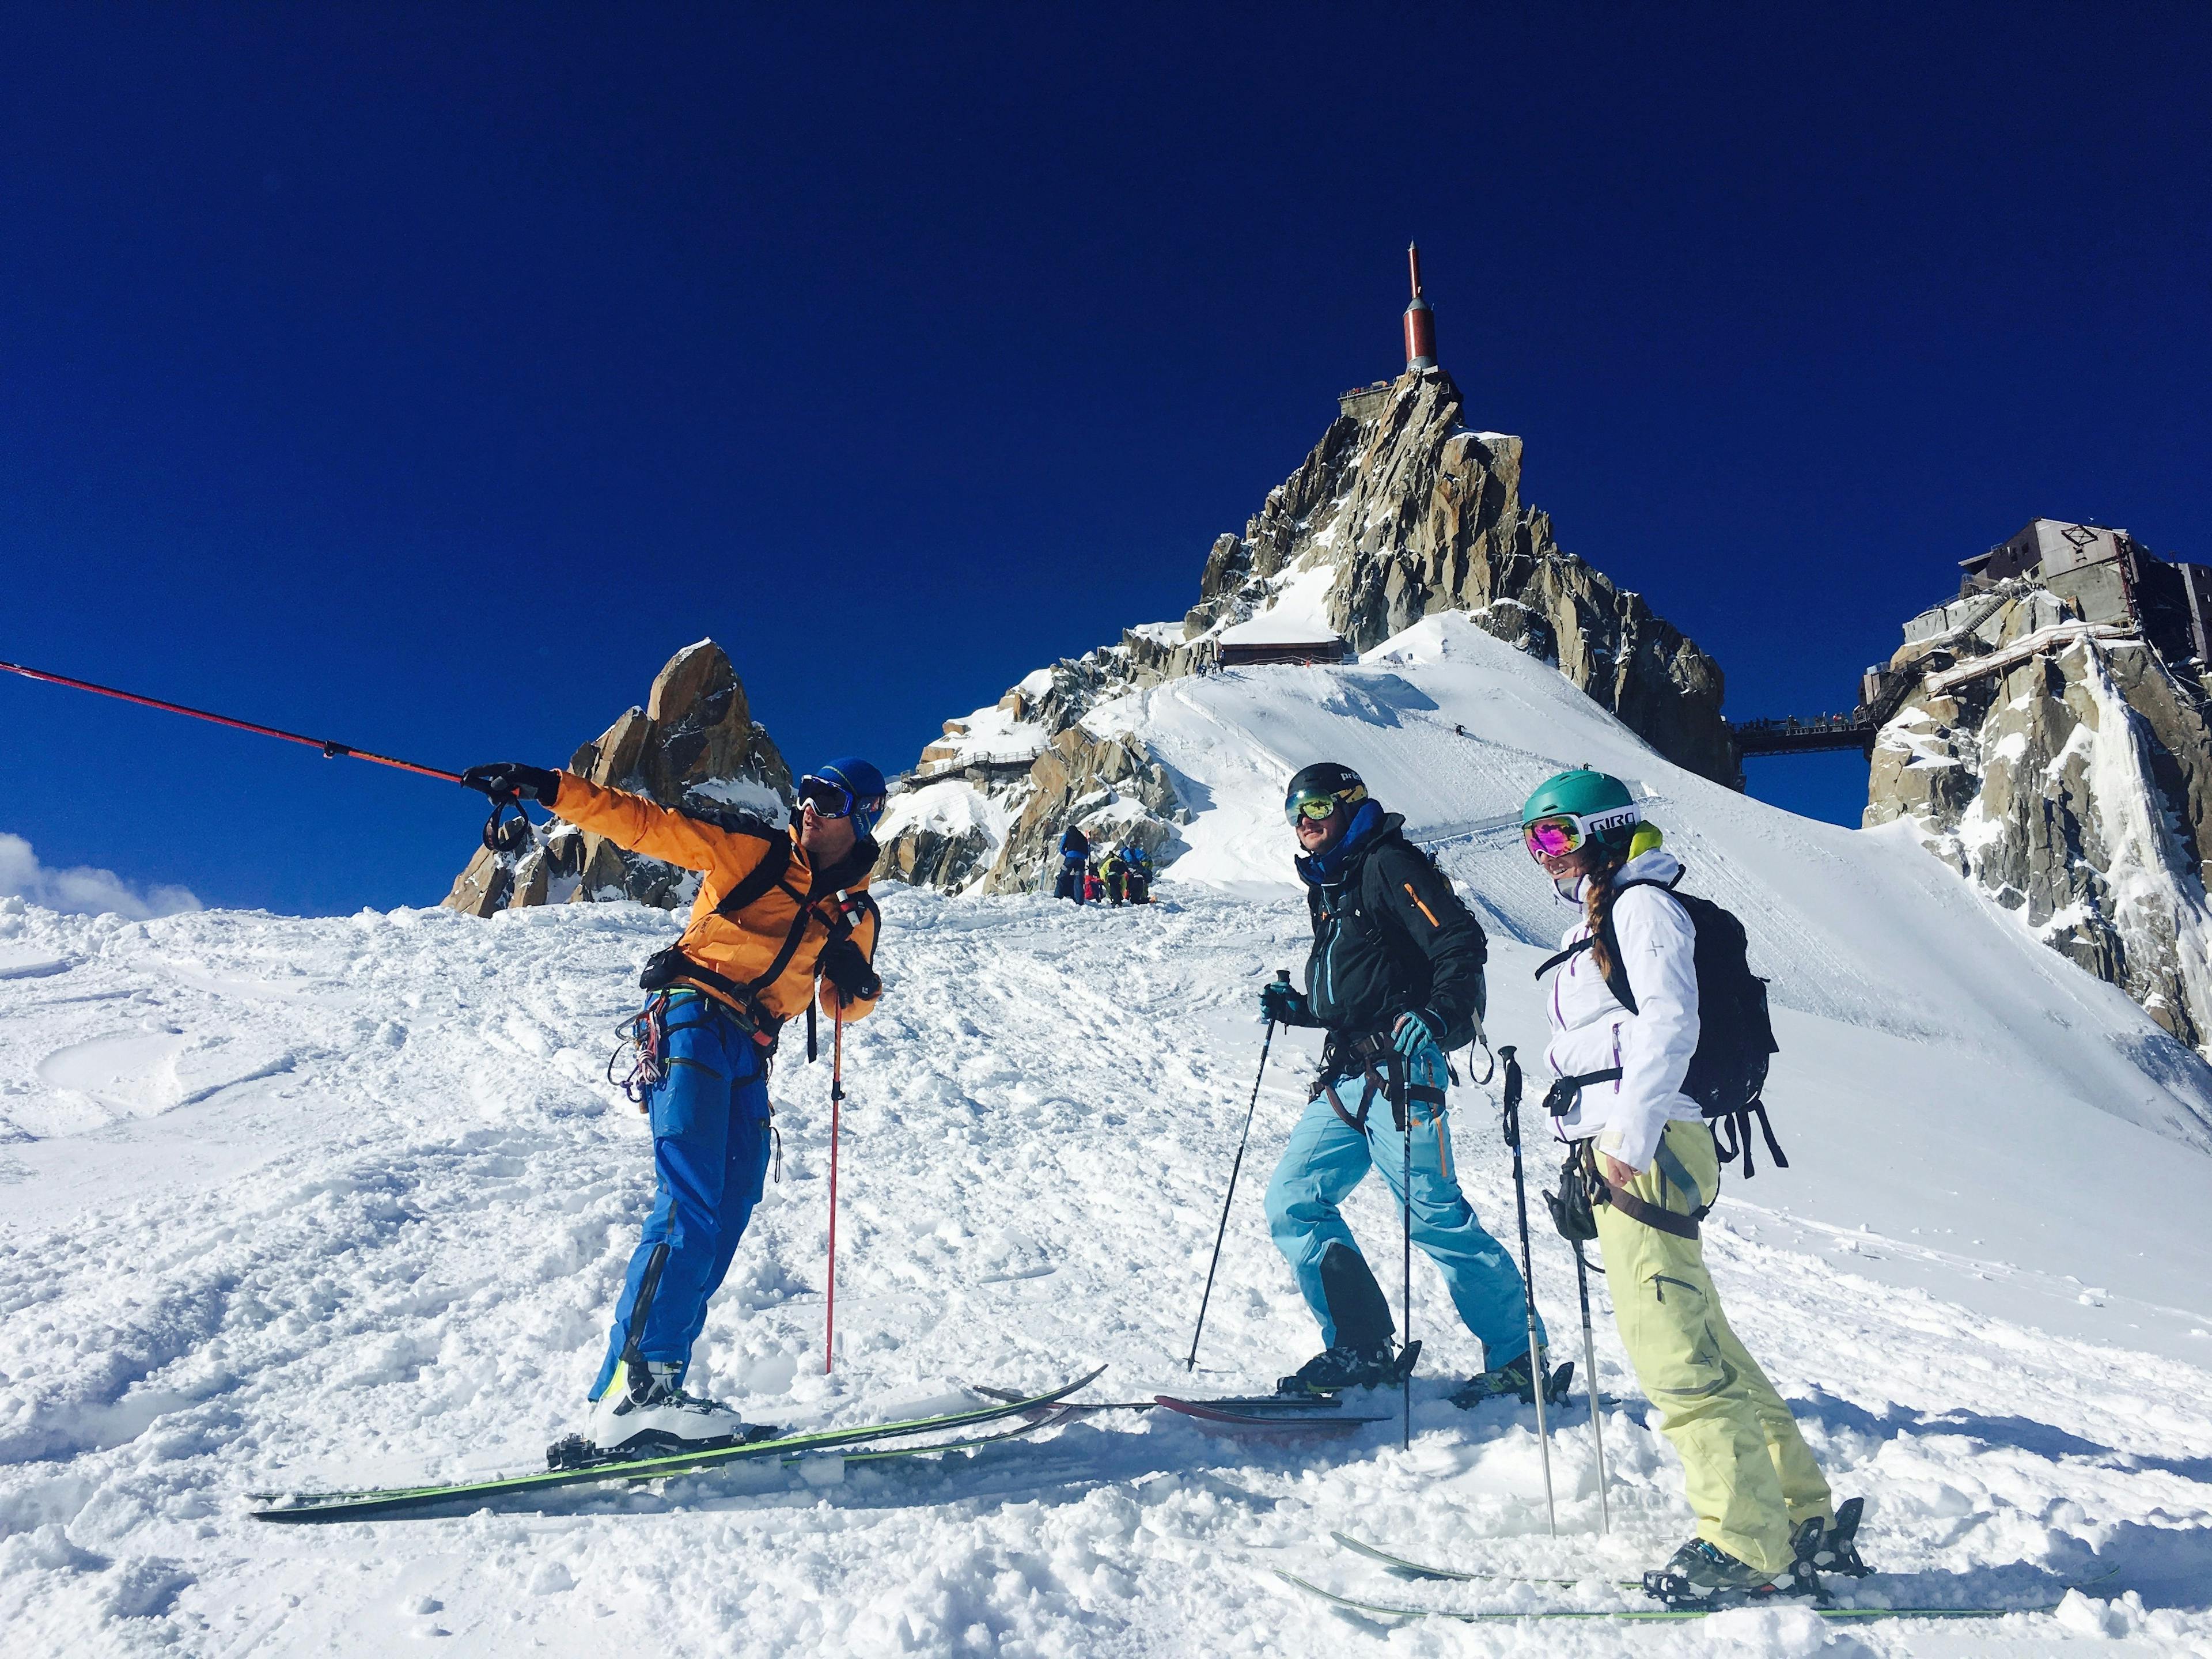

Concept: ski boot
[[1448, 1349, 1572, 1410], [1804, 1497, 1872, 1577], [566, 1359, 777, 1461], [1275, 1341, 1400, 1397], [1642, 1520, 1824, 1611]]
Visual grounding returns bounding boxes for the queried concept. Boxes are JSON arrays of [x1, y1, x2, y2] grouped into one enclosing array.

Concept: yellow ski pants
[[1593, 1120, 1832, 1575]]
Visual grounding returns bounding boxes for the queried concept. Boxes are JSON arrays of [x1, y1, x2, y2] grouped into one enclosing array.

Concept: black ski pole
[[1574, 1232, 1611, 1533], [1401, 1065, 1414, 1450], [1498, 1046, 1557, 1533], [1186, 969, 1289, 1372]]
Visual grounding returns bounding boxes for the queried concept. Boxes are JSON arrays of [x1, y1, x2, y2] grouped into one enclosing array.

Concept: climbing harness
[[1541, 1077, 1715, 1242]]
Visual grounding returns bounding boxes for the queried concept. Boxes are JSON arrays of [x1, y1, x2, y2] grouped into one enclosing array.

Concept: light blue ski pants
[[1263, 1051, 1543, 1365]]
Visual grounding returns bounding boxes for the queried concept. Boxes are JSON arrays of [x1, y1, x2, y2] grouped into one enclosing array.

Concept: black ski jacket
[[1294, 809, 1487, 1052]]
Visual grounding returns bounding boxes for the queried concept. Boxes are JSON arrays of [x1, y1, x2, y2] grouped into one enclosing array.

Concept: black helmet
[[1285, 761, 1368, 827]]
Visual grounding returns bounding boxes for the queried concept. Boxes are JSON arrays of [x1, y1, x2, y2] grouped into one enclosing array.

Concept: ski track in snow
[[0, 887, 2207, 1656]]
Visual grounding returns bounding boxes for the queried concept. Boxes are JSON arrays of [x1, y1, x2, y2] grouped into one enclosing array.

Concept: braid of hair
[[1583, 853, 1626, 981]]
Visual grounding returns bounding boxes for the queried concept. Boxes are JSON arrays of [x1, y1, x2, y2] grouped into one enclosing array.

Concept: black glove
[[1259, 979, 1312, 1027], [460, 762, 561, 803], [819, 937, 882, 1003]]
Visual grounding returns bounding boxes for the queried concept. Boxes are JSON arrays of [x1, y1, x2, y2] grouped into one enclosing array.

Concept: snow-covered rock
[[1866, 579, 2212, 1052]]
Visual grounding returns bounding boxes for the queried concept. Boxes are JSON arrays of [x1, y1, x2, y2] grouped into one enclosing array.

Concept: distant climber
[[1122, 843, 1153, 904], [461, 756, 887, 1455], [1055, 824, 1090, 905]]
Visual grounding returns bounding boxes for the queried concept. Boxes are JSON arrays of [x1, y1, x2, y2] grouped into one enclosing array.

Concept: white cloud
[[0, 832, 202, 920]]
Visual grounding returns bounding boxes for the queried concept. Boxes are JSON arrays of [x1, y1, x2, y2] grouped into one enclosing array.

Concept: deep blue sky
[[3, 5, 2206, 914]]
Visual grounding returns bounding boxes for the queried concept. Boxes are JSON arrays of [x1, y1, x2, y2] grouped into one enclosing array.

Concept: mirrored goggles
[[799, 775, 886, 836], [1521, 814, 1585, 859], [1284, 784, 1364, 827]]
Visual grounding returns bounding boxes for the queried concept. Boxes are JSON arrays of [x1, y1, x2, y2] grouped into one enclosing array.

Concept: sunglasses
[[799, 775, 886, 835]]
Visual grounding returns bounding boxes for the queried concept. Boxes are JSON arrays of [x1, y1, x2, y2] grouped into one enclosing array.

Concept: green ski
[[1277, 1570, 2074, 1623], [1329, 1532, 2123, 1596], [249, 1366, 1103, 1522]]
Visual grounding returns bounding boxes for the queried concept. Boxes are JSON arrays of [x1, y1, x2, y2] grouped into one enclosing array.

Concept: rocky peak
[[1182, 368, 1737, 785], [441, 640, 793, 916], [876, 367, 1740, 897]]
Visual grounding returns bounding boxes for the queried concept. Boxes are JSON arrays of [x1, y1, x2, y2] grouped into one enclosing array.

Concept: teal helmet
[[1520, 768, 1641, 862]]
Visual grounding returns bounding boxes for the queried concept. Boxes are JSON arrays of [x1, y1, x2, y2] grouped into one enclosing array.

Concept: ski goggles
[[798, 774, 887, 837], [1521, 805, 1640, 861], [1285, 783, 1366, 826]]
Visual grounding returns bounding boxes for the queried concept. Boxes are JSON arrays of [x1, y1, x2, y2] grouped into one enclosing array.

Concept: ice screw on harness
[[0, 657, 526, 852], [608, 992, 674, 1107], [1187, 969, 1290, 1372]]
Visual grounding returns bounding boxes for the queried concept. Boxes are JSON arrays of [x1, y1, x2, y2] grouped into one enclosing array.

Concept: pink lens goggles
[[1522, 815, 1585, 859]]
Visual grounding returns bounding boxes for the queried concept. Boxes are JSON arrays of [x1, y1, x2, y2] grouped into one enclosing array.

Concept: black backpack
[[1537, 875, 1786, 1177]]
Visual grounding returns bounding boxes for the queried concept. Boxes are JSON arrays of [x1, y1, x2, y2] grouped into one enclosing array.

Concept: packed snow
[[1214, 563, 1342, 646], [4, 614, 2210, 1656]]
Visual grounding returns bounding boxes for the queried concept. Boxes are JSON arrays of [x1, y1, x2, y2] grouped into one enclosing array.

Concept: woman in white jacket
[[1522, 768, 1857, 1605]]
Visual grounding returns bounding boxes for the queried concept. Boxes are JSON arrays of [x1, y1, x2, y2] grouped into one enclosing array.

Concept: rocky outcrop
[[876, 366, 1740, 896], [441, 640, 793, 916], [1185, 369, 1737, 785], [874, 713, 1187, 899], [1864, 588, 2212, 1050]]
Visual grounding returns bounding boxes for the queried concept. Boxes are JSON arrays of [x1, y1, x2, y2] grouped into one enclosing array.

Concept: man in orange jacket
[[463, 756, 887, 1454]]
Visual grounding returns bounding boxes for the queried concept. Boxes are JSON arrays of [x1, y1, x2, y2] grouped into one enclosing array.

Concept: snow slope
[[3, 613, 2211, 1656]]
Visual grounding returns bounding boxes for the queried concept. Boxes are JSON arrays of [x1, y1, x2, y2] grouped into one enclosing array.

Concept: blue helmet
[[800, 758, 889, 838]]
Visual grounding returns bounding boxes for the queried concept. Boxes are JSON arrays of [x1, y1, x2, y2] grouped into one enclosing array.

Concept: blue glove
[[1392, 1007, 1446, 1065], [1260, 980, 1311, 1027]]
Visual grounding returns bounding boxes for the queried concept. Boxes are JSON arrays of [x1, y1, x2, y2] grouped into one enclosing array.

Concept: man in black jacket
[[1259, 762, 1553, 1404]]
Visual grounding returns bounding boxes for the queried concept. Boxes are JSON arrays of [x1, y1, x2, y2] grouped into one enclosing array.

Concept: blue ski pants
[[1263, 1050, 1544, 1365], [590, 990, 774, 1399]]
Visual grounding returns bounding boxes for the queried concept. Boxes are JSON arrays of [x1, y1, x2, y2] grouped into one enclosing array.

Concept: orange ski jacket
[[549, 774, 881, 1029]]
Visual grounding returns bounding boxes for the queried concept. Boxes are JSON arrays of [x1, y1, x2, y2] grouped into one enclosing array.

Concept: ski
[[1334, 1530, 1596, 1584], [972, 1384, 1155, 1414], [974, 1383, 1387, 1433], [1154, 1394, 1391, 1435], [1330, 1530, 2124, 1597], [1274, 1570, 2075, 1623], [248, 1366, 1105, 1522], [790, 1408, 1075, 1468]]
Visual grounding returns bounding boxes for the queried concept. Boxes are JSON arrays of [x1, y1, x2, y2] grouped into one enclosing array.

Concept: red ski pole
[[0, 657, 535, 851], [0, 657, 464, 782], [824, 1003, 844, 1374]]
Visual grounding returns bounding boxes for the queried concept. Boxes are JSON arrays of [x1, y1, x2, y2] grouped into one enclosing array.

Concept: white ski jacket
[[1542, 848, 1704, 1173]]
